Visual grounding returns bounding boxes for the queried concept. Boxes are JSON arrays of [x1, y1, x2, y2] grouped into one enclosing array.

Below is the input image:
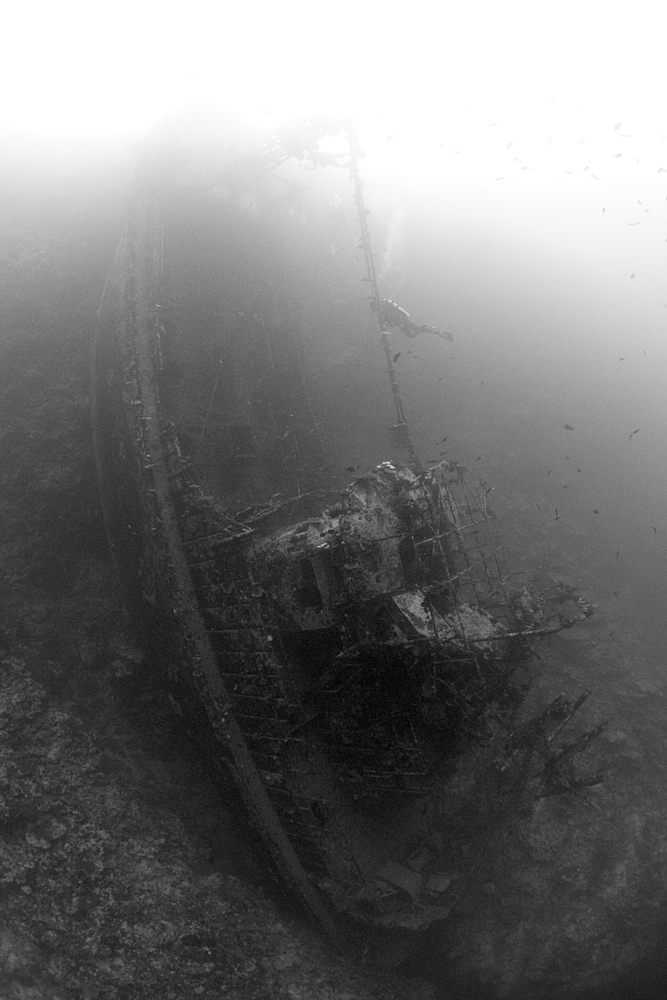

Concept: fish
[[628, 222, 640, 226], [547, 470, 552, 477], [613, 153, 623, 158], [616, 551, 620, 560], [619, 357, 625, 361], [534, 501, 541, 511], [564, 424, 574, 431], [553, 508, 561, 521], [591, 173, 600, 180], [643, 349, 647, 356], [521, 166, 531, 170], [392, 352, 401, 362], [653, 527, 658, 534], [506, 140, 514, 149], [630, 274, 635, 279], [577, 468, 582, 473], [602, 207, 606, 213], [593, 509, 600, 514], [495, 176, 506, 181], [345, 466, 356, 473], [613, 591, 619, 597], [439, 436, 449, 443], [614, 121, 622, 129], [629, 428, 640, 438]]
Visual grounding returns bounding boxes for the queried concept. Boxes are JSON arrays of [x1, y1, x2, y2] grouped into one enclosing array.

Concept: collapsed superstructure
[[93, 106, 602, 945], [163, 437, 596, 930]]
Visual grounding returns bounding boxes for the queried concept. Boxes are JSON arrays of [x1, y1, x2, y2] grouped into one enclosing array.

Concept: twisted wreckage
[[92, 109, 604, 949]]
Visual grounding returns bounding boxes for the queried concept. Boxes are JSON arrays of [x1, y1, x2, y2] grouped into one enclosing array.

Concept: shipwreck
[[92, 107, 603, 952]]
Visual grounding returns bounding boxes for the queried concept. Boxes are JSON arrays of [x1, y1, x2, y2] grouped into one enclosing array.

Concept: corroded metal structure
[[92, 109, 596, 946]]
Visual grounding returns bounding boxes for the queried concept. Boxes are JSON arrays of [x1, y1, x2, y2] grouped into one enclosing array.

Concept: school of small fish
[[425, 101, 664, 559]]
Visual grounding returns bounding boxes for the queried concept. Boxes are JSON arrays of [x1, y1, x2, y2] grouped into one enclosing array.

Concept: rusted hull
[[93, 113, 598, 949], [92, 188, 344, 943]]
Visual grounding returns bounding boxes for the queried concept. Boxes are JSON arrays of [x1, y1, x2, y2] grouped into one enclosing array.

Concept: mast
[[345, 122, 422, 468]]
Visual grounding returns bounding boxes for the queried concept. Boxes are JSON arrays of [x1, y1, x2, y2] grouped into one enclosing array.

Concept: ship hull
[[93, 111, 595, 953], [92, 186, 347, 942]]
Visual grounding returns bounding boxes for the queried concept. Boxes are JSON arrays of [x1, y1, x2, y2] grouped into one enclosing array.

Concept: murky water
[[2, 119, 667, 999]]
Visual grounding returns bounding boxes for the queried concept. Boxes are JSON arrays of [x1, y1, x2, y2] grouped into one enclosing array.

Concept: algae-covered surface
[[0, 136, 428, 1000], [0, 652, 419, 1000]]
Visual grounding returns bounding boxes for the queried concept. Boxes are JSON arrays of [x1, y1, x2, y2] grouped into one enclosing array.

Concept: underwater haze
[[280, 107, 667, 996], [306, 112, 667, 599], [2, 97, 667, 999]]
